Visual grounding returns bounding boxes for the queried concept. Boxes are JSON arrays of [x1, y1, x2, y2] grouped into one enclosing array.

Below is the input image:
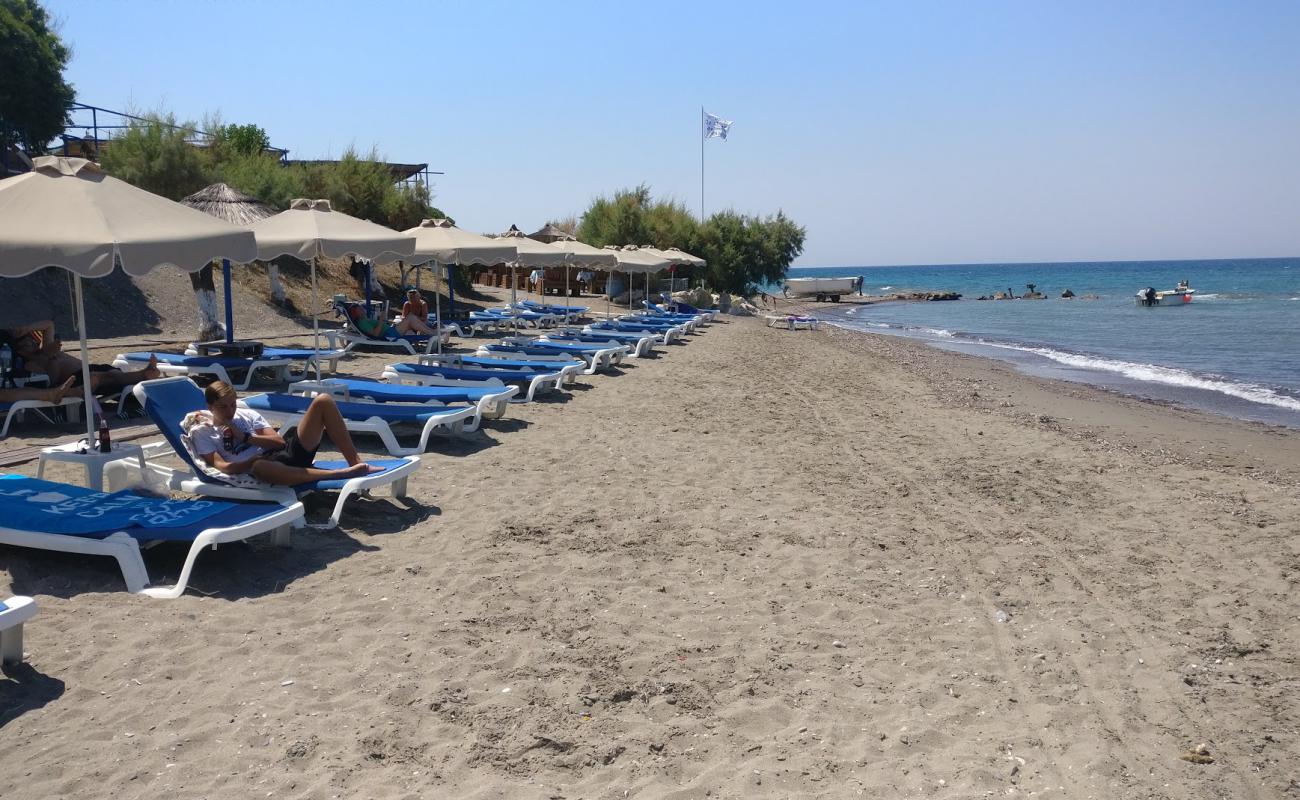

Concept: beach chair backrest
[[134, 377, 222, 485]]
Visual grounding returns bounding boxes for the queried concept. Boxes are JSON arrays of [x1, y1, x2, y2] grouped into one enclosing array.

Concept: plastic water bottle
[[98, 416, 112, 454]]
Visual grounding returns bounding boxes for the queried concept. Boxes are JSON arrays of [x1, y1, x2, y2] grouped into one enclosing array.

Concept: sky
[[40, 0, 1300, 266]]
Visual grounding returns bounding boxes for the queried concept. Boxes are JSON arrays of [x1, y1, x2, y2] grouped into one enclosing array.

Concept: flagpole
[[700, 106, 705, 220]]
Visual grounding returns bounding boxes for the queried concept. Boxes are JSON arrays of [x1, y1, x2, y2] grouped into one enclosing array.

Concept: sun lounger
[[182, 345, 348, 376], [484, 339, 628, 374], [643, 301, 710, 324], [0, 474, 303, 598], [419, 353, 586, 384], [113, 352, 296, 391], [240, 391, 478, 456], [519, 299, 589, 322], [382, 361, 567, 404], [0, 595, 36, 664], [588, 320, 687, 343], [765, 314, 820, 330], [285, 378, 517, 420], [0, 396, 83, 438], [543, 330, 657, 358], [117, 377, 419, 528], [666, 300, 719, 321], [624, 313, 700, 333], [329, 300, 446, 355]]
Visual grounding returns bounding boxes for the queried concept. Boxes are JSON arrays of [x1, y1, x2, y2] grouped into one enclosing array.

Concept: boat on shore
[[1136, 285, 1195, 307], [783, 276, 863, 302]]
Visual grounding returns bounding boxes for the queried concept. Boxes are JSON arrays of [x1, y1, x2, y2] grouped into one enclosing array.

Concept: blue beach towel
[[0, 475, 233, 534]]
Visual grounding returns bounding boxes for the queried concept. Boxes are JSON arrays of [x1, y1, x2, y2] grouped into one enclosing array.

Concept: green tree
[[695, 210, 805, 295], [212, 122, 270, 157], [576, 185, 652, 247], [99, 113, 207, 200], [0, 0, 74, 155]]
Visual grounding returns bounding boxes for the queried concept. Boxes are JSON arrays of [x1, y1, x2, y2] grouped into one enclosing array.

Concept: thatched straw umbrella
[[180, 183, 278, 343], [527, 223, 573, 244]]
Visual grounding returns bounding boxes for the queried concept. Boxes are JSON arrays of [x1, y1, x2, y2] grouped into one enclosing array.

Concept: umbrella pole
[[565, 266, 570, 314], [311, 255, 320, 357], [447, 264, 456, 321], [73, 275, 96, 447], [434, 260, 443, 355], [223, 259, 234, 343], [510, 264, 518, 337], [365, 260, 372, 317]]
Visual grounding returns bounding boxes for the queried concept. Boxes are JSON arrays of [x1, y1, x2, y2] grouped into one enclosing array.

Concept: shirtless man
[[4, 321, 160, 392]]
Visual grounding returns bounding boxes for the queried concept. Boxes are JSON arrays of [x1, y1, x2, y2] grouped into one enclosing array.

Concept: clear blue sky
[[43, 0, 1300, 266]]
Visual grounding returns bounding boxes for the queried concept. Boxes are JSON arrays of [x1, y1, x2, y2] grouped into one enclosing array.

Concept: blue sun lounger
[[285, 378, 517, 419], [181, 345, 348, 377], [544, 330, 657, 358], [114, 351, 297, 390], [382, 361, 568, 404], [119, 377, 420, 528], [481, 339, 629, 374], [419, 353, 586, 383], [239, 391, 478, 456], [587, 320, 686, 343], [0, 474, 303, 598], [0, 595, 36, 664]]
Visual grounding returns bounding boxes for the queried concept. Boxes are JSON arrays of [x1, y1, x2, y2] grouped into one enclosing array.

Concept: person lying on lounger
[[2, 322, 160, 392], [347, 305, 437, 339], [191, 380, 380, 485]]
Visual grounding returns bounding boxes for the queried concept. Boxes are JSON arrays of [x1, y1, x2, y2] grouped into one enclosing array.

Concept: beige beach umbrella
[[0, 156, 257, 445], [497, 225, 570, 332], [663, 247, 706, 267], [247, 199, 416, 354], [527, 223, 573, 244], [597, 245, 671, 318], [403, 218, 518, 354], [547, 238, 617, 302]]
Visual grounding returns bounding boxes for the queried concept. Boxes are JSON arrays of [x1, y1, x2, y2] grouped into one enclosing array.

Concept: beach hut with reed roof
[[180, 183, 281, 342]]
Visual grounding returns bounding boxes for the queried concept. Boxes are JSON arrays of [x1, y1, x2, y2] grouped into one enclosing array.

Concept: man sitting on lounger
[[3, 322, 160, 392], [192, 380, 380, 485]]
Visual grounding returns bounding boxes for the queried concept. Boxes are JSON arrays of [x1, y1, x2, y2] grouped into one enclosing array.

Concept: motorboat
[[1135, 284, 1194, 307], [783, 276, 863, 302]]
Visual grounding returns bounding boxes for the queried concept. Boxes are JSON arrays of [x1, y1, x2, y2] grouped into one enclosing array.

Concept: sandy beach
[[1, 313, 1298, 799]]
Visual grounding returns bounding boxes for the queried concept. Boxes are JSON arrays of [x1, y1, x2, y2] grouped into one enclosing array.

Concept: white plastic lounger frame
[[0, 397, 82, 438], [240, 394, 478, 457], [765, 315, 820, 330], [383, 364, 565, 404], [544, 332, 656, 358], [0, 502, 302, 599], [418, 353, 586, 386], [286, 378, 517, 420], [111, 355, 297, 391], [108, 378, 421, 529], [489, 339, 629, 375], [0, 595, 36, 663], [585, 323, 681, 345], [330, 329, 446, 356]]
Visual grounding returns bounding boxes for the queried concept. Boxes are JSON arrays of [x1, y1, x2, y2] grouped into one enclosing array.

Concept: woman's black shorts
[[262, 429, 318, 469]]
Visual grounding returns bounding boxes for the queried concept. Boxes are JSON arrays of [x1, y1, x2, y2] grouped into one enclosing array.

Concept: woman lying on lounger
[[191, 381, 381, 484]]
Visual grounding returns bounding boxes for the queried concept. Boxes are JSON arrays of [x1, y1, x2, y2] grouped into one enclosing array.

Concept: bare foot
[[43, 376, 78, 404], [143, 354, 161, 380], [334, 462, 382, 480]]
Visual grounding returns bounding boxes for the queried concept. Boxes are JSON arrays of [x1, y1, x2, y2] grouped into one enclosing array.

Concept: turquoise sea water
[[776, 258, 1300, 428]]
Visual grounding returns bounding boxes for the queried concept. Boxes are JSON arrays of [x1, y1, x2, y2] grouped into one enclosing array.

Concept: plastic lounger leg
[[0, 623, 22, 664], [391, 476, 408, 498], [102, 531, 152, 594]]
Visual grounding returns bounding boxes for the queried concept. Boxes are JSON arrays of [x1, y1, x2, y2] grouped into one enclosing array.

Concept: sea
[[775, 258, 1300, 429]]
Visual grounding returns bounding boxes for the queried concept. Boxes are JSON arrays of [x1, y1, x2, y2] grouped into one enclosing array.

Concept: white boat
[[783, 276, 862, 302], [1135, 286, 1195, 307]]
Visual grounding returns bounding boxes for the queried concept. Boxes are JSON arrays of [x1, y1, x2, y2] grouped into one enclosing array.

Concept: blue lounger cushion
[[311, 378, 502, 405], [457, 355, 583, 371], [241, 393, 467, 425], [120, 351, 289, 368], [486, 342, 603, 355], [388, 362, 558, 383]]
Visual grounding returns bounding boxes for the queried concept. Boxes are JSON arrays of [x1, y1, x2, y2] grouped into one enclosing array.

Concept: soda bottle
[[97, 416, 112, 453], [222, 425, 235, 454]]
